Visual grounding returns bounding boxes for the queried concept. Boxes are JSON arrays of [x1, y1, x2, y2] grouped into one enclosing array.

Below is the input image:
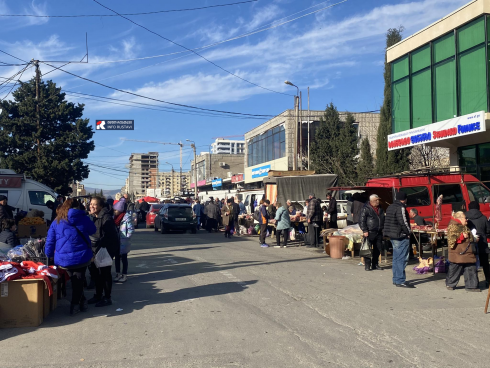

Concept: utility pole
[[34, 60, 40, 161], [307, 87, 310, 171], [179, 141, 183, 195], [186, 140, 197, 200]]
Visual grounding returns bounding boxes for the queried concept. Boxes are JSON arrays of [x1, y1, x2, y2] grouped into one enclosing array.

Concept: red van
[[331, 173, 490, 227]]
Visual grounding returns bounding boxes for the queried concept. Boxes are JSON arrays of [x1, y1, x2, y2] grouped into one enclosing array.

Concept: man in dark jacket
[[384, 191, 414, 288], [205, 199, 220, 233], [88, 196, 120, 307], [326, 192, 337, 228], [306, 193, 322, 248], [231, 198, 240, 235], [193, 200, 204, 230], [352, 193, 364, 224], [0, 195, 14, 221], [139, 199, 150, 223], [360, 194, 385, 271], [466, 201, 490, 288]]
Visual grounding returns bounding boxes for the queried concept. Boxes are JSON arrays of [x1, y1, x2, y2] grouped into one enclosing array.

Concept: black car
[[154, 203, 197, 234]]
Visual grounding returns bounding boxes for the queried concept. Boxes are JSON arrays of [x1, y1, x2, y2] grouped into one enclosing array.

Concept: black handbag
[[359, 237, 372, 257], [459, 241, 478, 255]]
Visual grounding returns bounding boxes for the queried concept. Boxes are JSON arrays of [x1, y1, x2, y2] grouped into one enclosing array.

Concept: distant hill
[[84, 187, 122, 198]]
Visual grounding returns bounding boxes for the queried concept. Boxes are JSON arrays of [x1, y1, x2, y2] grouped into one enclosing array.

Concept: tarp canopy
[[264, 174, 338, 205], [138, 196, 159, 203]]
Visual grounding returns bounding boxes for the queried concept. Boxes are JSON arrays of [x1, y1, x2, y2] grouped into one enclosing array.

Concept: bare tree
[[410, 145, 450, 170]]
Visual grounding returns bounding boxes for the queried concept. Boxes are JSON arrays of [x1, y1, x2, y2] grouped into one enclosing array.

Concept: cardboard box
[[0, 279, 44, 328], [17, 223, 47, 238]]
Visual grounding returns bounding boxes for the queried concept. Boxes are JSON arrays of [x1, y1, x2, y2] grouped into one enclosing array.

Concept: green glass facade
[[391, 16, 490, 133], [458, 143, 490, 185]]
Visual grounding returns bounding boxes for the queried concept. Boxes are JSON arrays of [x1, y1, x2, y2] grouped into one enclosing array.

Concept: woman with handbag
[[113, 198, 134, 283], [446, 211, 480, 292], [88, 196, 120, 307], [45, 198, 96, 314]]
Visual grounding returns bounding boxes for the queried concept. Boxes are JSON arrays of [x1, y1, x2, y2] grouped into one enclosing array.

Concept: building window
[[458, 143, 490, 186], [247, 125, 286, 167], [391, 15, 489, 133]]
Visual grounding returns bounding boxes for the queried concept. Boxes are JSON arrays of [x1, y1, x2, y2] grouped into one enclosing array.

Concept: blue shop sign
[[251, 164, 271, 179], [212, 178, 223, 188]]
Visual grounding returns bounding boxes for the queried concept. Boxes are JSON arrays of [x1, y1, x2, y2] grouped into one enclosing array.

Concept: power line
[[92, 0, 291, 97], [0, 49, 28, 63], [39, 62, 276, 118], [0, 1, 258, 18]]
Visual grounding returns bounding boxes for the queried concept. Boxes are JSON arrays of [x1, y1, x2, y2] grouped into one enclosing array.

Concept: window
[[399, 186, 431, 207], [467, 183, 490, 203], [458, 145, 477, 166], [433, 58, 457, 122], [478, 143, 490, 165], [29, 191, 55, 206], [247, 125, 286, 166], [432, 184, 464, 204], [458, 45, 487, 115], [392, 78, 410, 132], [411, 69, 432, 128], [392, 56, 409, 81]]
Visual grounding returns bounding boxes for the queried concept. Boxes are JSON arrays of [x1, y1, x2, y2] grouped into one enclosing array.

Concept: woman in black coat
[[465, 201, 490, 288], [88, 196, 120, 307]]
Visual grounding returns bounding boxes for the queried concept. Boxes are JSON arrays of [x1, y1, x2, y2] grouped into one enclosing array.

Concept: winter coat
[[359, 202, 385, 234], [90, 207, 120, 259], [384, 200, 411, 239], [45, 209, 96, 269], [232, 203, 240, 223], [275, 206, 291, 231], [221, 204, 231, 226], [239, 202, 246, 215], [346, 200, 353, 222], [352, 200, 364, 224], [306, 197, 322, 222], [193, 203, 203, 217], [465, 208, 490, 252], [205, 202, 221, 221], [447, 219, 477, 264], [327, 198, 338, 223], [118, 212, 134, 255], [413, 215, 426, 226], [0, 204, 14, 221], [139, 201, 150, 212], [0, 229, 17, 247], [260, 205, 269, 224]]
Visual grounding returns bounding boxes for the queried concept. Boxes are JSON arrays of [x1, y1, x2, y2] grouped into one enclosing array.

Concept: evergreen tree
[[357, 138, 374, 184], [100, 189, 104, 198], [0, 78, 94, 194], [310, 104, 358, 185], [376, 27, 411, 175]]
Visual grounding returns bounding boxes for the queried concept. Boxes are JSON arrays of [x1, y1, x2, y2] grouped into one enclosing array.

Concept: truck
[[0, 169, 58, 221]]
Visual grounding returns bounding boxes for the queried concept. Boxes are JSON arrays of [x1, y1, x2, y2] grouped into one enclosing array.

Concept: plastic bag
[[95, 247, 113, 268], [239, 225, 247, 235], [434, 257, 446, 273], [248, 226, 254, 235], [413, 257, 433, 274], [289, 228, 296, 241], [7, 246, 25, 263], [359, 237, 372, 257]]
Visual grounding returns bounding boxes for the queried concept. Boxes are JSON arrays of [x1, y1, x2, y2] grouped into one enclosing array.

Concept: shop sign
[[212, 178, 223, 188], [191, 180, 207, 188], [0, 177, 22, 188], [387, 111, 486, 151], [251, 164, 271, 179], [231, 174, 244, 183]]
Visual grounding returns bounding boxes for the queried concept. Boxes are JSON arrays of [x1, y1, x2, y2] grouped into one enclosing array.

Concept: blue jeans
[[196, 217, 201, 230], [391, 238, 410, 285]]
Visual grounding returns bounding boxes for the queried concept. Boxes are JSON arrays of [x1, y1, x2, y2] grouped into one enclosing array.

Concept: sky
[[0, 0, 470, 192]]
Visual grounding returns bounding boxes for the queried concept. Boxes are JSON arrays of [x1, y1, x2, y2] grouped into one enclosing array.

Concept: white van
[[0, 170, 57, 220], [237, 189, 264, 215]]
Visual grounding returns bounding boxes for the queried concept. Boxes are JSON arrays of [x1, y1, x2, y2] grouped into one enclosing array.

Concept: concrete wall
[[191, 154, 244, 187]]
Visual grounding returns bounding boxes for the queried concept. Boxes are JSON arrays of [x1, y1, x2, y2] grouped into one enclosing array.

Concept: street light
[[285, 80, 301, 170], [186, 139, 198, 200]]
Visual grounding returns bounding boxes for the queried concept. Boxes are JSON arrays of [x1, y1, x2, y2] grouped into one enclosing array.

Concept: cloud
[[23, 1, 48, 26]]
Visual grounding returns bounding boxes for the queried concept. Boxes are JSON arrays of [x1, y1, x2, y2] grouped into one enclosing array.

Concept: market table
[[411, 226, 447, 275]]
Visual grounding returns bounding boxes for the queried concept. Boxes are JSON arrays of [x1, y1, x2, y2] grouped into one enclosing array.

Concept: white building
[[211, 138, 245, 155]]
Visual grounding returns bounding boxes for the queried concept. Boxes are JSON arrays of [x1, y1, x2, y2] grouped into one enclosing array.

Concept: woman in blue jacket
[[45, 198, 96, 315]]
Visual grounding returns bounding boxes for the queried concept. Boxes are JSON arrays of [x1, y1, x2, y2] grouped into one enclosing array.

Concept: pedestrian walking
[[193, 200, 204, 230], [465, 201, 490, 288], [231, 198, 240, 235], [260, 200, 270, 247], [306, 193, 322, 248], [222, 199, 232, 238], [274, 202, 291, 248], [326, 192, 337, 228], [360, 194, 385, 271], [88, 196, 120, 307], [45, 198, 96, 314], [139, 199, 150, 224], [205, 198, 221, 232], [446, 211, 480, 291], [114, 199, 134, 284], [384, 191, 414, 288]]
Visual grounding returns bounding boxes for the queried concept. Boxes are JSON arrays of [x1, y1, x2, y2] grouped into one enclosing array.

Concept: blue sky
[[0, 0, 469, 191]]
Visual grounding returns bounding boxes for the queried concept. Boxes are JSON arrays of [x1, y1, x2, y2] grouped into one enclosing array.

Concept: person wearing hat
[[360, 194, 385, 271], [384, 191, 414, 288], [465, 201, 490, 288], [113, 198, 133, 284], [0, 195, 14, 222]]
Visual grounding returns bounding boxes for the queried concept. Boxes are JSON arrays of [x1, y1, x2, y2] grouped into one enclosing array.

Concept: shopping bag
[[289, 228, 296, 241], [359, 237, 372, 257], [95, 247, 113, 268]]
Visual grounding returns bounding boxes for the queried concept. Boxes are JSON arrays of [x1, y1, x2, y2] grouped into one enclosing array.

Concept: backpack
[[253, 209, 261, 222], [120, 212, 134, 239]]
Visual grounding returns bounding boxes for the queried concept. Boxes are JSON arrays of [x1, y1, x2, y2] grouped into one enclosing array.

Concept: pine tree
[[310, 104, 358, 185], [376, 27, 411, 175], [0, 78, 94, 194], [357, 138, 374, 184], [100, 189, 104, 198]]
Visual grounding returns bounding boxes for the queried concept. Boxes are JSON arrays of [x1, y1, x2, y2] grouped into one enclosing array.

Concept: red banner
[[231, 174, 244, 183], [0, 177, 22, 188]]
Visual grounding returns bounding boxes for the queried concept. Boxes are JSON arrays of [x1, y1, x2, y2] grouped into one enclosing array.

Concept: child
[[113, 199, 134, 283]]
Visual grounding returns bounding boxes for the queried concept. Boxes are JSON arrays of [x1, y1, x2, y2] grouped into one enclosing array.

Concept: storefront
[[244, 157, 289, 185], [387, 0, 490, 176]]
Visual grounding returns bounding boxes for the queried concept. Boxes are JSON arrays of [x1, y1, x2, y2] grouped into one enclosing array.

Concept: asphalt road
[[1, 229, 490, 367]]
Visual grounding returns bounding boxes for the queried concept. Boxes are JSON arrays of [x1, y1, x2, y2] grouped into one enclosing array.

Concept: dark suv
[[154, 204, 197, 234]]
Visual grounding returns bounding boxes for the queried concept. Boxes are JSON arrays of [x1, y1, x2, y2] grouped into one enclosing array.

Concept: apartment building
[[127, 152, 159, 198]]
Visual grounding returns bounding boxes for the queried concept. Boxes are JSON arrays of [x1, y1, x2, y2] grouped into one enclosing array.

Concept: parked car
[[330, 172, 490, 227], [154, 203, 197, 234], [146, 204, 163, 228]]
